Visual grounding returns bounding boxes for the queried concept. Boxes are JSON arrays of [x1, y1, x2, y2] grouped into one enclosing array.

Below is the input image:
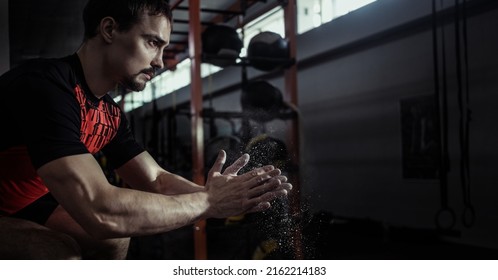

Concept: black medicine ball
[[204, 136, 243, 169], [244, 134, 288, 170], [202, 25, 243, 67], [241, 80, 283, 122], [247, 31, 290, 71]]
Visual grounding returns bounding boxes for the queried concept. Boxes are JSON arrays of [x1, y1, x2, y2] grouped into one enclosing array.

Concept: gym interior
[[2, 0, 498, 260]]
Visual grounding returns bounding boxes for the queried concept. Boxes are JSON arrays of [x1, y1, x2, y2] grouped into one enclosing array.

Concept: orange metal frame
[[170, 0, 302, 260], [187, 0, 207, 260], [284, 0, 303, 260]]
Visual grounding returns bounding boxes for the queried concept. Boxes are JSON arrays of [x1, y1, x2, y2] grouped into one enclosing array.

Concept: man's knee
[[23, 228, 82, 259], [82, 237, 130, 260], [44, 206, 129, 259]]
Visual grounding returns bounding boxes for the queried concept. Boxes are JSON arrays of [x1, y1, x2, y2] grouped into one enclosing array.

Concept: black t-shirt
[[0, 53, 144, 214], [0, 53, 144, 168], [0, 54, 144, 215]]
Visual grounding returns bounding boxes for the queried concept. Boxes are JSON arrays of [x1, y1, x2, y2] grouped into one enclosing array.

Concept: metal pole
[[188, 0, 207, 260], [284, 0, 303, 260]]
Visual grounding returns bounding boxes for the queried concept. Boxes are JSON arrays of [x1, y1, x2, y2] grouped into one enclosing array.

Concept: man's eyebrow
[[142, 34, 168, 45]]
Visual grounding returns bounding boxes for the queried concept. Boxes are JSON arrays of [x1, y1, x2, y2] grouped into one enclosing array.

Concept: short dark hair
[[83, 0, 172, 39]]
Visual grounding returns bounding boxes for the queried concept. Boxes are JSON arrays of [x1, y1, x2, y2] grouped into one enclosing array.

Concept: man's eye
[[149, 40, 159, 47]]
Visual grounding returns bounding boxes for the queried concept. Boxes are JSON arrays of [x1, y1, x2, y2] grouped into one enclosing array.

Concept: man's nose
[[152, 51, 164, 69]]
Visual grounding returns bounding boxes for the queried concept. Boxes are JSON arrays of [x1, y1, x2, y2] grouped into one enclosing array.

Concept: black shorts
[[10, 193, 59, 225]]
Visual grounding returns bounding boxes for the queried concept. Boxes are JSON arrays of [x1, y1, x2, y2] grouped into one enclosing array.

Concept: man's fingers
[[279, 183, 293, 191], [248, 179, 291, 200], [222, 153, 250, 175], [247, 202, 271, 213], [246, 188, 289, 214], [208, 150, 226, 177], [237, 165, 276, 182], [260, 189, 288, 201], [246, 169, 281, 187], [248, 177, 281, 198], [274, 175, 288, 183]]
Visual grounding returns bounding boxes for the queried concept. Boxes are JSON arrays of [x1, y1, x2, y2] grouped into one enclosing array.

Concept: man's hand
[[204, 150, 292, 219]]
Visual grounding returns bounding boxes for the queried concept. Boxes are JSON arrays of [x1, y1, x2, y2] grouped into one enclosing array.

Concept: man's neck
[[76, 41, 116, 99]]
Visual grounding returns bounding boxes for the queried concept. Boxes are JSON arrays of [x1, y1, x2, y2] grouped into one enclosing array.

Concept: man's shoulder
[[23, 56, 75, 81], [2, 56, 75, 86]]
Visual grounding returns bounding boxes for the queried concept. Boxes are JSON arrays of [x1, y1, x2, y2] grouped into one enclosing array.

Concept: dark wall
[[297, 0, 498, 248], [131, 0, 498, 252]]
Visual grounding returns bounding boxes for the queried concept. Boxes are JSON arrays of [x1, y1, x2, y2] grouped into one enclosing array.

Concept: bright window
[[298, 0, 376, 33]]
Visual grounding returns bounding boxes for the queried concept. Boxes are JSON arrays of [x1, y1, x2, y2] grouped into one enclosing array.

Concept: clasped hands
[[204, 150, 292, 219]]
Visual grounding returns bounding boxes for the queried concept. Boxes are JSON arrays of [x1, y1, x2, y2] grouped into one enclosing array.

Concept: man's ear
[[100, 17, 117, 43]]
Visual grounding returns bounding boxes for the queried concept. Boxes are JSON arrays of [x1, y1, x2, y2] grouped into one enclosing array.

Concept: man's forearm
[[114, 152, 204, 195], [39, 154, 211, 239], [91, 186, 209, 239], [153, 171, 205, 195]]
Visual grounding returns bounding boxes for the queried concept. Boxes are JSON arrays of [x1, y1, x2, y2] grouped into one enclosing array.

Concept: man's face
[[108, 11, 171, 92]]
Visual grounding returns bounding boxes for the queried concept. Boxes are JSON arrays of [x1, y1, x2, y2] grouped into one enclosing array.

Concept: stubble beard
[[121, 74, 147, 92]]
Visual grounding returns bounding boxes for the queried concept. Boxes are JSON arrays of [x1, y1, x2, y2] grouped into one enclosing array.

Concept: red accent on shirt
[[0, 146, 48, 215], [74, 85, 120, 154], [0, 85, 120, 215]]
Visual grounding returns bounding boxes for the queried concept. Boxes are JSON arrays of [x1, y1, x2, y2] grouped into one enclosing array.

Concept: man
[[0, 0, 291, 259]]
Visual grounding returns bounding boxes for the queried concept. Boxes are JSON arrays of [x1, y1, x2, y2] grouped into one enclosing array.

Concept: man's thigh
[[1, 192, 129, 259], [0, 216, 82, 259]]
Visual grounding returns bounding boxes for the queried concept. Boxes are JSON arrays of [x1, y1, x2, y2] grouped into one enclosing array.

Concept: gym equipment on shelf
[[241, 80, 284, 122], [244, 134, 288, 170], [247, 31, 290, 71], [202, 24, 243, 67]]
